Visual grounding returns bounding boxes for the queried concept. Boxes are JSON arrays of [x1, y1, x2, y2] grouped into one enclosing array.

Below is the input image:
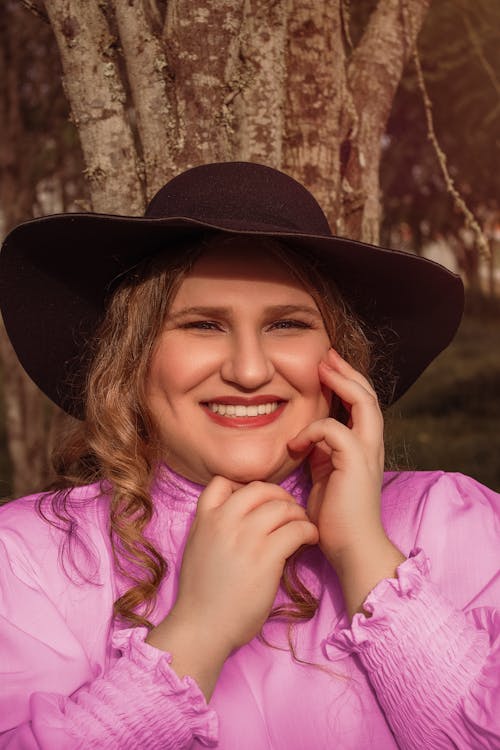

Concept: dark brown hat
[[0, 161, 464, 419]]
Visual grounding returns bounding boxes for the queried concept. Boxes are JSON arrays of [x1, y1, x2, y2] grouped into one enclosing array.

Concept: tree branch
[[349, 0, 430, 98], [113, 0, 176, 197], [20, 0, 49, 24], [43, 0, 144, 214], [342, 0, 431, 242], [461, 9, 500, 103], [412, 45, 490, 259]]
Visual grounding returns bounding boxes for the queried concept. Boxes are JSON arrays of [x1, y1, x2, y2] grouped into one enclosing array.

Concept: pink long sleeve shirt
[[0, 465, 499, 749]]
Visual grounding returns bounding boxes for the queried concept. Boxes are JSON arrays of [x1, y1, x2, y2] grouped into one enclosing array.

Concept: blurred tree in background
[[0, 0, 499, 496], [0, 0, 85, 496], [381, 0, 500, 292]]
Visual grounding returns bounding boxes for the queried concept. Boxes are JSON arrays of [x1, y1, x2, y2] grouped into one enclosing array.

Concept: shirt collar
[[151, 462, 312, 516]]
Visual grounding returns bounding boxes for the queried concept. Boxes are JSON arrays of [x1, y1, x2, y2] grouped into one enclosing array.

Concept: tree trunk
[[230, 0, 288, 167], [162, 0, 244, 172], [0, 0, 78, 497], [41, 0, 431, 225], [113, 0, 176, 196], [342, 0, 432, 243], [283, 0, 346, 231], [43, 0, 144, 214]]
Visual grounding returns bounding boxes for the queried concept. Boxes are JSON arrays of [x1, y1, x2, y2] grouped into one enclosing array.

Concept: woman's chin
[[209, 455, 302, 485]]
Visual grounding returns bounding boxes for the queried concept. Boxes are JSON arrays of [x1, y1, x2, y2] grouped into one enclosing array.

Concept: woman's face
[[145, 243, 332, 484]]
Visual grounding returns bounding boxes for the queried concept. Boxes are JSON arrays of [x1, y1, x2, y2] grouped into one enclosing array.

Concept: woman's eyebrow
[[167, 304, 322, 320]]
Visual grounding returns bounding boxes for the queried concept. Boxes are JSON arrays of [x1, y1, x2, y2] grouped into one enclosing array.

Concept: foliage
[[380, 0, 500, 248], [385, 309, 500, 492]]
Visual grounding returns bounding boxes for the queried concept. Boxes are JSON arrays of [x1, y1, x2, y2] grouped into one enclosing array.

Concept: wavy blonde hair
[[43, 233, 395, 681]]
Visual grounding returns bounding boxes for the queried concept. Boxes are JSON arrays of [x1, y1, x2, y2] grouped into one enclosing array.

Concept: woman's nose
[[220, 332, 275, 389]]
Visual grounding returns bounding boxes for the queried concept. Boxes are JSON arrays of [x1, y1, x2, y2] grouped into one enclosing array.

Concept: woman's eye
[[179, 319, 313, 331], [181, 320, 221, 331], [270, 319, 312, 330]]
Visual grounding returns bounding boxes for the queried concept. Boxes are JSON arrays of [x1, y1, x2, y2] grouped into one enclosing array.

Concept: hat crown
[[145, 161, 332, 236]]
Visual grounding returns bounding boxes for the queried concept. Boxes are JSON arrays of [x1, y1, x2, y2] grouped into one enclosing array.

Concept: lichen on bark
[[44, 0, 144, 214]]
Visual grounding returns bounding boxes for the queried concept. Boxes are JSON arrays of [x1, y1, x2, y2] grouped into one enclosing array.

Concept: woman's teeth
[[207, 402, 280, 417]]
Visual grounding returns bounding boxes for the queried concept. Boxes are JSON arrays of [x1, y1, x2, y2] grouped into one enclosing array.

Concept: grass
[[385, 310, 500, 491], [1, 305, 500, 494]]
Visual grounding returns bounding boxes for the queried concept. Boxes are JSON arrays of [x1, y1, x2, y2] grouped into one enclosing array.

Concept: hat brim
[[0, 212, 464, 418]]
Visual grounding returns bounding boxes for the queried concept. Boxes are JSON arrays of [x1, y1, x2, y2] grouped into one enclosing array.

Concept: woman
[[0, 162, 498, 749]]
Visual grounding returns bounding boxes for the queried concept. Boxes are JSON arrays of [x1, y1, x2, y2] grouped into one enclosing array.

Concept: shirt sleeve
[[324, 473, 500, 750], [0, 536, 219, 749]]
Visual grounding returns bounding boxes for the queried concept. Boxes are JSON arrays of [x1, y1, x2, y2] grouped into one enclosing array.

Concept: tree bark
[[113, 0, 176, 197], [44, 0, 144, 214], [283, 0, 346, 232], [42, 0, 432, 235], [229, 0, 288, 167], [343, 0, 431, 243], [163, 0, 245, 170]]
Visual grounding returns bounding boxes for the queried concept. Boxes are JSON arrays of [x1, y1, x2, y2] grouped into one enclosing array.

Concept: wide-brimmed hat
[[0, 161, 464, 419]]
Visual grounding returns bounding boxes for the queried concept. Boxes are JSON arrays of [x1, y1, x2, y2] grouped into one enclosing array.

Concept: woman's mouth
[[201, 399, 286, 427], [207, 401, 281, 417]]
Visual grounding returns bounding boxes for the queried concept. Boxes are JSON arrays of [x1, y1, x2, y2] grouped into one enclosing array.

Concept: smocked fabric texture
[[0, 466, 499, 749]]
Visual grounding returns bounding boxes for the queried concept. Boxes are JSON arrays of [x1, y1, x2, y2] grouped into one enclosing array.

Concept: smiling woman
[[0, 162, 498, 749], [75, 231, 380, 644]]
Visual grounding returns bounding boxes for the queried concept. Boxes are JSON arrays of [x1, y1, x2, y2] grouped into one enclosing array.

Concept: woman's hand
[[171, 478, 319, 655], [287, 347, 388, 566], [287, 348, 405, 620]]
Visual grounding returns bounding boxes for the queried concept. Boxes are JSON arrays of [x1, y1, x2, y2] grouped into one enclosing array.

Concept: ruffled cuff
[[327, 547, 431, 652], [324, 548, 490, 748], [54, 626, 219, 749]]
